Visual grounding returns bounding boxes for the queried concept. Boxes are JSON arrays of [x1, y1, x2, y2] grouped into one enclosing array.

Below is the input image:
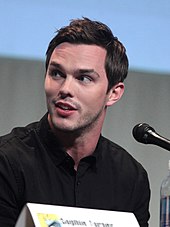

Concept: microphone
[[132, 123, 170, 151]]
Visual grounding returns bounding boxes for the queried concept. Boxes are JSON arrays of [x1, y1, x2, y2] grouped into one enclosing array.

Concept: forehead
[[50, 42, 107, 68]]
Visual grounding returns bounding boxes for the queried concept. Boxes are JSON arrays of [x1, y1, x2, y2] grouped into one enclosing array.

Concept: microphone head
[[132, 123, 155, 144]]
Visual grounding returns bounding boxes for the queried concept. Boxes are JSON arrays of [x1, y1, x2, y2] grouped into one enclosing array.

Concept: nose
[[59, 77, 74, 98]]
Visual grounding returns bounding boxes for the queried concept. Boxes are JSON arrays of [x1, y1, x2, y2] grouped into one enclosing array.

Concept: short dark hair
[[46, 17, 129, 90]]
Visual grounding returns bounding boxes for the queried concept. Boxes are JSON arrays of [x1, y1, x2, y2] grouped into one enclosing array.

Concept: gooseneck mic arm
[[132, 123, 170, 152]]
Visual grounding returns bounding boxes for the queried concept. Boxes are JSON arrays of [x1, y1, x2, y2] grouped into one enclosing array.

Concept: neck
[[69, 132, 100, 170], [49, 115, 105, 170], [55, 127, 101, 170]]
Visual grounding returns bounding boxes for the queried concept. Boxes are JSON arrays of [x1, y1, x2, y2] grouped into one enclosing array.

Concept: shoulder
[[0, 115, 45, 160], [0, 114, 50, 167], [0, 113, 49, 148], [99, 135, 148, 178], [0, 121, 38, 148], [0, 116, 46, 187], [99, 136, 150, 203]]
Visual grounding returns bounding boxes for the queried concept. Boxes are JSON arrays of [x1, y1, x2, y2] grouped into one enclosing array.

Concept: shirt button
[[77, 181, 81, 185], [65, 157, 71, 163]]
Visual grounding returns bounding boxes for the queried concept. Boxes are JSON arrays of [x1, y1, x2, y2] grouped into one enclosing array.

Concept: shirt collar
[[37, 113, 103, 168], [37, 113, 69, 166]]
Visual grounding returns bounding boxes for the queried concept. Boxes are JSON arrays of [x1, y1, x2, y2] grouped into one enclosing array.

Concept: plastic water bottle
[[160, 160, 170, 227]]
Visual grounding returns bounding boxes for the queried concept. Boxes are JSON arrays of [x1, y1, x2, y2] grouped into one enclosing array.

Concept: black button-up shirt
[[0, 114, 150, 227]]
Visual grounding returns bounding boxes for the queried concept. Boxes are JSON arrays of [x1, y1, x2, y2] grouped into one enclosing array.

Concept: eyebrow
[[49, 62, 63, 70], [49, 61, 100, 77], [78, 69, 100, 77]]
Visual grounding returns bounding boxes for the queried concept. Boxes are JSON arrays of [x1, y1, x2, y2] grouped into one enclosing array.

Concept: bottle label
[[160, 196, 170, 227]]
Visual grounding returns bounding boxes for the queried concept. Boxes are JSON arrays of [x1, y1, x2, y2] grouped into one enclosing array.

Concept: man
[[0, 17, 150, 227]]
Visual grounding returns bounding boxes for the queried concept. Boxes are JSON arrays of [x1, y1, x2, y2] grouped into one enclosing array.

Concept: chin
[[51, 119, 75, 132]]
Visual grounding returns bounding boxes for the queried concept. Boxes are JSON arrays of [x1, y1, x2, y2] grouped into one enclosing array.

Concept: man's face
[[45, 42, 115, 133]]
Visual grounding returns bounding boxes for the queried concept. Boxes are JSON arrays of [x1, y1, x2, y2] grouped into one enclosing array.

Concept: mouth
[[56, 102, 77, 111], [54, 101, 77, 117]]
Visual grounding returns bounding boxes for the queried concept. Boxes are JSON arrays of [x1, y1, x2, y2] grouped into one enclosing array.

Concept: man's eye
[[79, 75, 92, 83], [49, 69, 64, 79]]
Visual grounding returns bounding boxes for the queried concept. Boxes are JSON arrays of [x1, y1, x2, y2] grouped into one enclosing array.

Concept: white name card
[[15, 203, 139, 227]]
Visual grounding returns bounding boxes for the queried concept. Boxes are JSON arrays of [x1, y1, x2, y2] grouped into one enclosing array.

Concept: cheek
[[44, 78, 56, 97], [44, 81, 51, 97], [82, 89, 107, 109]]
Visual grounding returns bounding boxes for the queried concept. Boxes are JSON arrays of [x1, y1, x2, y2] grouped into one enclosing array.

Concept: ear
[[106, 82, 125, 107]]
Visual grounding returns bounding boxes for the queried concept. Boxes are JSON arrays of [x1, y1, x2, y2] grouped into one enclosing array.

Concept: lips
[[55, 101, 77, 117], [56, 102, 76, 110]]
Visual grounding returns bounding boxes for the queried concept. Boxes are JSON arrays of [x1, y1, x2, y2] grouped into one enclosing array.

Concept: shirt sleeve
[[132, 168, 151, 227], [0, 150, 22, 226]]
